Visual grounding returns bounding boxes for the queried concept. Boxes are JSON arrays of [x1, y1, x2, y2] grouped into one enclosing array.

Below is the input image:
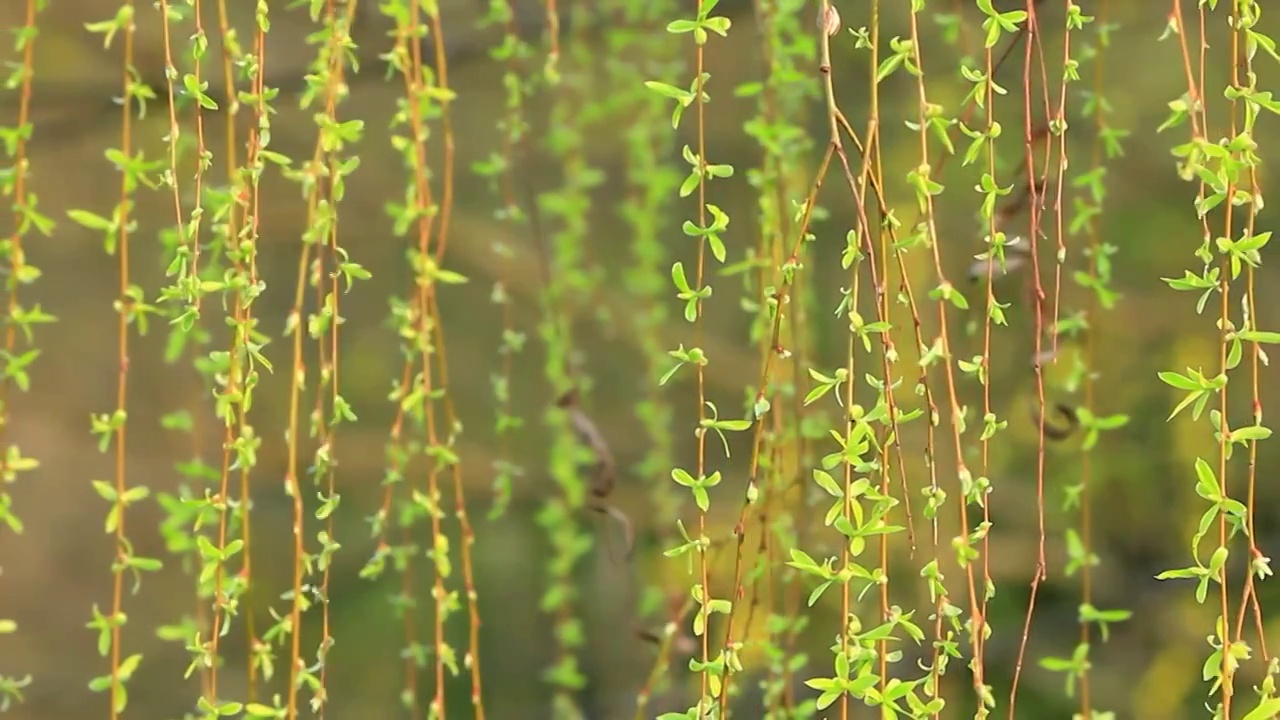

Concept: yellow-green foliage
[[0, 2, 1278, 720]]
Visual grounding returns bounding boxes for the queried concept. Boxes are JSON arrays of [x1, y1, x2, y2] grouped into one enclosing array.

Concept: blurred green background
[[0, 1, 1278, 718]]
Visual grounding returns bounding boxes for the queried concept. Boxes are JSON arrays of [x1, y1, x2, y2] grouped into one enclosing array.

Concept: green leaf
[[786, 548, 820, 573], [1209, 545, 1229, 571], [814, 689, 842, 710], [1194, 457, 1219, 497], [91, 480, 118, 501], [1167, 389, 1204, 421], [67, 209, 114, 231], [1155, 566, 1201, 581], [807, 579, 833, 607], [812, 469, 843, 497], [1239, 330, 1280, 344], [1158, 370, 1199, 391], [679, 171, 700, 198], [671, 468, 696, 487], [1232, 425, 1272, 442], [433, 268, 469, 284], [671, 262, 691, 292], [706, 234, 726, 263], [683, 298, 698, 323], [659, 361, 684, 386], [804, 382, 835, 406], [876, 54, 905, 83], [666, 19, 699, 34], [1243, 698, 1280, 720], [691, 486, 710, 511], [702, 16, 731, 36]]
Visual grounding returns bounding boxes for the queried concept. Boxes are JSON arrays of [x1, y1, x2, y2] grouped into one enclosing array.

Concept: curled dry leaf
[[968, 173, 1046, 283], [635, 591, 697, 654], [1034, 402, 1080, 441], [556, 387, 635, 562], [819, 4, 841, 37], [969, 235, 1030, 282], [1031, 347, 1059, 367]]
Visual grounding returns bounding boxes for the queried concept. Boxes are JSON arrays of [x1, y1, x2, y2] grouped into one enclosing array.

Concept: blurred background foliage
[[0, 1, 1277, 719]]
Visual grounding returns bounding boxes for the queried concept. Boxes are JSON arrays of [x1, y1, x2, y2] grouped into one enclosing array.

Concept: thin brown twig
[[1009, 1, 1057, 710], [1229, 0, 1271, 667], [555, 389, 634, 563], [107, 2, 137, 717], [310, 2, 362, 714], [207, 0, 244, 706], [0, 0, 40, 556], [1075, 1, 1111, 711], [241, 6, 268, 713]]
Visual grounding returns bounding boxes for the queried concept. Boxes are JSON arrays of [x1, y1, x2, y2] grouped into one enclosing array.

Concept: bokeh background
[[0, 1, 1278, 718]]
